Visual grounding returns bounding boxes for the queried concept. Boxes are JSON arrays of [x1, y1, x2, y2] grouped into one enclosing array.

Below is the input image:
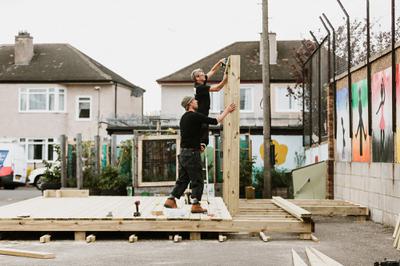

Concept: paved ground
[[0, 186, 41, 206], [0, 188, 399, 265]]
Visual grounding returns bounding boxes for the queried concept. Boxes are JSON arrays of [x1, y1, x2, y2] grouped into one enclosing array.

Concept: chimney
[[259, 32, 278, 65], [14, 31, 34, 65]]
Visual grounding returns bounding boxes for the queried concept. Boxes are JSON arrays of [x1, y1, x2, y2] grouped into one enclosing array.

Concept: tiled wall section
[[335, 162, 400, 226]]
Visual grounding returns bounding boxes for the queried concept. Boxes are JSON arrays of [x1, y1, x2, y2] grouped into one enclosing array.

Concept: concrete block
[[383, 179, 395, 197], [370, 208, 383, 224], [381, 163, 394, 180], [350, 175, 365, 190], [345, 162, 351, 175], [360, 163, 370, 177], [368, 192, 383, 209], [351, 162, 363, 176], [357, 190, 369, 206], [369, 163, 381, 178], [334, 162, 344, 175], [382, 212, 397, 227], [334, 173, 345, 187], [344, 174, 351, 188], [367, 177, 383, 194], [394, 164, 400, 180], [343, 187, 350, 200]]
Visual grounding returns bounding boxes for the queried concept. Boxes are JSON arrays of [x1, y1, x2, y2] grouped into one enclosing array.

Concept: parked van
[[0, 140, 27, 189]]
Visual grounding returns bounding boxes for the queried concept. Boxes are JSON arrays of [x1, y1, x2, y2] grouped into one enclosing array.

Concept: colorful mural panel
[[351, 79, 370, 162], [371, 67, 393, 162], [336, 87, 352, 161]]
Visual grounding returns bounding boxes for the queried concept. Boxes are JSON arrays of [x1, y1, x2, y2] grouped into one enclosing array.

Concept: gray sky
[[0, 0, 394, 113]]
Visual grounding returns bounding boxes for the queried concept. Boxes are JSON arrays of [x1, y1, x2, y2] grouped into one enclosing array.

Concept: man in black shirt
[[191, 58, 228, 148], [164, 95, 236, 213]]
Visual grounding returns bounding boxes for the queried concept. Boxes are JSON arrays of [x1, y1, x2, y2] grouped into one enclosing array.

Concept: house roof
[[0, 43, 144, 95], [157, 40, 302, 83]]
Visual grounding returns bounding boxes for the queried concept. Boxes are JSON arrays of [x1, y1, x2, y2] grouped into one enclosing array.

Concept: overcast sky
[[0, 0, 395, 113]]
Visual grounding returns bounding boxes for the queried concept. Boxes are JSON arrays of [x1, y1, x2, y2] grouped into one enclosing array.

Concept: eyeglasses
[[196, 73, 205, 78]]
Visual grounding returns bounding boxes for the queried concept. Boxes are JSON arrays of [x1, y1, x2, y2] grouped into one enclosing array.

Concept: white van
[[0, 140, 27, 189]]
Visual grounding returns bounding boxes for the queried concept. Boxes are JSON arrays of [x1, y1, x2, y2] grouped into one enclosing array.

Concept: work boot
[[191, 203, 207, 213], [164, 198, 177, 209]]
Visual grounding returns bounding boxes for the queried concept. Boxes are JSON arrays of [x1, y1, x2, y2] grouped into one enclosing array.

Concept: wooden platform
[[0, 196, 313, 236], [239, 199, 369, 217]]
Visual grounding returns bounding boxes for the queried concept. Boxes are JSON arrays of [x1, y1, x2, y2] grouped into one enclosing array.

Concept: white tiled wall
[[335, 162, 400, 226]]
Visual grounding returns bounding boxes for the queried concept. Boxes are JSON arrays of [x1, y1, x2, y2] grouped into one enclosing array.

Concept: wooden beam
[[76, 133, 83, 189], [305, 247, 326, 266], [309, 247, 343, 266], [0, 218, 312, 233], [272, 197, 311, 222], [291, 249, 307, 266], [0, 248, 55, 259], [223, 55, 240, 216]]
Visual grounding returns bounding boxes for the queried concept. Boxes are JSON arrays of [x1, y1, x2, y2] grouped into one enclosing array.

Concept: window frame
[[18, 87, 66, 113], [19, 138, 57, 163], [274, 86, 302, 113], [209, 86, 254, 113], [76, 95, 92, 121]]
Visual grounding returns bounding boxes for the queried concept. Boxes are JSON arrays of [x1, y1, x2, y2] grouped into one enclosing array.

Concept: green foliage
[[42, 145, 61, 184], [96, 165, 130, 194], [253, 167, 292, 192]]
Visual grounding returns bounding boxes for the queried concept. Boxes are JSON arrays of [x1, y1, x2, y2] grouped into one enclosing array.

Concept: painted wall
[[333, 45, 400, 226], [0, 83, 142, 141], [251, 134, 304, 172]]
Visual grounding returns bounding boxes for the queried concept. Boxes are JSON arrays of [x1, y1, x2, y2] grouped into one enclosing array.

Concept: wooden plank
[[291, 249, 307, 266], [190, 232, 201, 240], [259, 231, 270, 242], [305, 247, 326, 266], [222, 55, 240, 216], [310, 247, 343, 266], [60, 134, 67, 188], [0, 248, 55, 259], [76, 133, 83, 189], [74, 231, 86, 241], [272, 197, 311, 221], [393, 214, 400, 238], [0, 218, 312, 233], [299, 206, 369, 216]]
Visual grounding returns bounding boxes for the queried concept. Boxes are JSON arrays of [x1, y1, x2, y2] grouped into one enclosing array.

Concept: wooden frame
[[137, 134, 180, 187]]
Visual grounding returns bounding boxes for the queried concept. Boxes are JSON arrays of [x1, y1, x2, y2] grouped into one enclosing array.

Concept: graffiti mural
[[336, 87, 352, 161], [351, 79, 370, 162], [372, 67, 393, 162]]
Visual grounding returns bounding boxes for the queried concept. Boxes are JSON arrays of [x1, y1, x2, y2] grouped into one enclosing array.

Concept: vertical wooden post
[[94, 135, 101, 176], [60, 135, 67, 188], [76, 133, 83, 189], [222, 55, 240, 215], [111, 134, 117, 166]]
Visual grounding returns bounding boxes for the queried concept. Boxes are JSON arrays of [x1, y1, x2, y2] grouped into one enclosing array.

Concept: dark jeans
[[170, 149, 203, 201]]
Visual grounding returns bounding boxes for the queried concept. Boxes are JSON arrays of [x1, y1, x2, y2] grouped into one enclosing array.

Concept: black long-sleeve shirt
[[194, 75, 211, 116], [180, 111, 218, 149]]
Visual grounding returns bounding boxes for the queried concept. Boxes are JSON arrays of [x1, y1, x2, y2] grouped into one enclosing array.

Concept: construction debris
[[173, 234, 182, 243], [291, 249, 307, 266], [218, 234, 227, 242], [305, 247, 343, 266], [393, 214, 400, 250]]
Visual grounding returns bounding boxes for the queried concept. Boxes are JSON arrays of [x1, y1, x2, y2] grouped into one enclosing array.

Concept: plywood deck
[[0, 196, 313, 234]]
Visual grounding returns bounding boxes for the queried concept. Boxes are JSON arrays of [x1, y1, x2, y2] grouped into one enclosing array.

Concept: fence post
[[60, 135, 67, 188], [111, 134, 117, 166], [76, 133, 83, 189], [94, 135, 101, 175]]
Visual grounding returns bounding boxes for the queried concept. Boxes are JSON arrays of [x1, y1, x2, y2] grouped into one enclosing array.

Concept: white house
[[0, 32, 144, 164]]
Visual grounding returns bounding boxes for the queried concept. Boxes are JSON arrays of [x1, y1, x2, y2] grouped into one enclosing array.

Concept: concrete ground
[[0, 188, 399, 265]]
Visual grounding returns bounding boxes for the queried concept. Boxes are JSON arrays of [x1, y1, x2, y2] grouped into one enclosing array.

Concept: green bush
[[42, 145, 61, 185], [97, 165, 130, 195]]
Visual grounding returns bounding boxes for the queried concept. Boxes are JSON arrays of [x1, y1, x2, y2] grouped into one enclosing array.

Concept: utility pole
[[262, 0, 272, 198]]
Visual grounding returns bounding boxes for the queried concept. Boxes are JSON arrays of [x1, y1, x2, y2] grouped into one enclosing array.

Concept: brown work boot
[[164, 198, 177, 209], [191, 203, 207, 213]]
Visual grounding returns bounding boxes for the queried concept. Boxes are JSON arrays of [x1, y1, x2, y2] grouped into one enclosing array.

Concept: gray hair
[[190, 68, 203, 81]]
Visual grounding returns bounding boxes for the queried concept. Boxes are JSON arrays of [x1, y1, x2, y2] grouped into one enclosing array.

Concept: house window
[[76, 96, 92, 120], [19, 138, 56, 162], [19, 88, 66, 112], [240, 88, 252, 112], [275, 87, 302, 112], [210, 87, 253, 113]]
